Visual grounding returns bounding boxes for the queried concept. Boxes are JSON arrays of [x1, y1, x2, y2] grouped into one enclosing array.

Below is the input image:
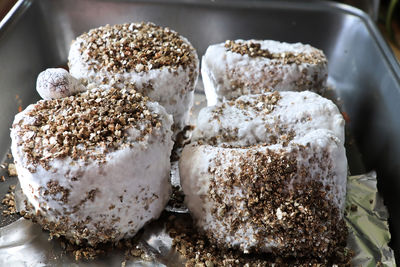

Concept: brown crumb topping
[[206, 148, 347, 259], [234, 91, 281, 112], [225, 40, 326, 65], [13, 87, 162, 170], [61, 237, 147, 261], [199, 92, 290, 147], [167, 214, 352, 267], [7, 163, 17, 176], [78, 22, 197, 73], [41, 180, 70, 204], [1, 185, 17, 216], [20, 199, 119, 246]]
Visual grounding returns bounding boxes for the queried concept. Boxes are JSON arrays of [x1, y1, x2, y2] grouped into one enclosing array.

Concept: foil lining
[[0, 171, 395, 266], [345, 172, 395, 266]]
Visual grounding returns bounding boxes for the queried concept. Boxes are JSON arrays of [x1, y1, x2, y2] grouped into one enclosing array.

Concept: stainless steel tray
[[1, 0, 400, 264]]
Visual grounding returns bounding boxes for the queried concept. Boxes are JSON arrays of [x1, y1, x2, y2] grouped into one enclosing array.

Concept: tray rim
[[0, 0, 31, 40]]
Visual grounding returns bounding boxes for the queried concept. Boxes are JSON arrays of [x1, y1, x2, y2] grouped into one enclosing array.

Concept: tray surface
[[0, 0, 399, 264]]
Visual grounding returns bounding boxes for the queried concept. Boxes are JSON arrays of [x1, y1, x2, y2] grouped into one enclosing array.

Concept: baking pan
[[1, 0, 400, 263]]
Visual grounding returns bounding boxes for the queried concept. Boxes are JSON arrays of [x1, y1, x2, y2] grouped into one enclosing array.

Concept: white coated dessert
[[179, 91, 348, 257], [68, 22, 199, 135], [36, 68, 86, 100], [202, 40, 328, 105], [11, 87, 173, 245]]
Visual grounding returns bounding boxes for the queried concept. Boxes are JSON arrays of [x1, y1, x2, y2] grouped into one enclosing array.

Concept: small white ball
[[36, 68, 85, 100]]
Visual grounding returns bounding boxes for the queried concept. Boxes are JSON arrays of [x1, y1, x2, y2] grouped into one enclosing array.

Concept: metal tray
[[1, 0, 400, 263]]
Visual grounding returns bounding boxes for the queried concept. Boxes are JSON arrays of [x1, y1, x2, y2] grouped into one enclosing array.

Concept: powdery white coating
[[180, 131, 346, 252], [180, 91, 347, 253], [10, 101, 173, 245], [36, 68, 86, 100], [193, 91, 345, 148], [202, 40, 328, 105], [68, 32, 199, 134]]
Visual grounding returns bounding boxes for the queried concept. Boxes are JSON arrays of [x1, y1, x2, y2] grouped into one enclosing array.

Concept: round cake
[[202, 40, 328, 105], [179, 91, 347, 257], [10, 86, 173, 246], [68, 22, 199, 135]]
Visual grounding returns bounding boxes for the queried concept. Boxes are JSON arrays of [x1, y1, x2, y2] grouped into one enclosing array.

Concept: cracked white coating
[[36, 68, 86, 100]]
